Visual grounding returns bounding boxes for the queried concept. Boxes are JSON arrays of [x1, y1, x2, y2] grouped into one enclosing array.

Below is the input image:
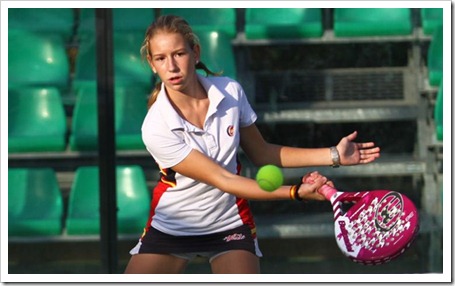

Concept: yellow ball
[[256, 165, 283, 192]]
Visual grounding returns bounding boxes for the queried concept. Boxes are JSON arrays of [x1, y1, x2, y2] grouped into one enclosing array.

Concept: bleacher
[[8, 8, 444, 274]]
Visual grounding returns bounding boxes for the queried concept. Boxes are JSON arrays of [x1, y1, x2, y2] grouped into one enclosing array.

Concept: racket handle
[[318, 184, 337, 200]]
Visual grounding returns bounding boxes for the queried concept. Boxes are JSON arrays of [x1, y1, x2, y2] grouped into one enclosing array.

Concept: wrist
[[289, 184, 303, 201], [330, 146, 340, 168]]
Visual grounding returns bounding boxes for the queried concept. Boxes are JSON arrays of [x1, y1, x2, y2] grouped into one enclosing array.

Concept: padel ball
[[256, 165, 283, 192]]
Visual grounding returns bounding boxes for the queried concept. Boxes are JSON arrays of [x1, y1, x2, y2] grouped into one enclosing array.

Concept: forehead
[[149, 31, 189, 54]]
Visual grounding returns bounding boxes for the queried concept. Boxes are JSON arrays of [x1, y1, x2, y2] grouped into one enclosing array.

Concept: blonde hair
[[141, 15, 221, 108]]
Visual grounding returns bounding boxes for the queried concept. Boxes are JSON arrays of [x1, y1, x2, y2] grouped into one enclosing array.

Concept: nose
[[167, 57, 179, 72]]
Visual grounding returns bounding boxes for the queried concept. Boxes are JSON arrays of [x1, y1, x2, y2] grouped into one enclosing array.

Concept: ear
[[147, 55, 157, 74], [193, 44, 201, 64]]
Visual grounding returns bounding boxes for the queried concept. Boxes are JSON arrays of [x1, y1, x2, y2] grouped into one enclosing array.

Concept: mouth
[[168, 76, 183, 85]]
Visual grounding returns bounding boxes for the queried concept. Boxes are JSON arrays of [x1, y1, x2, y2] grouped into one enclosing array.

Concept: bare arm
[[239, 124, 380, 168], [171, 124, 378, 202], [171, 149, 327, 201]]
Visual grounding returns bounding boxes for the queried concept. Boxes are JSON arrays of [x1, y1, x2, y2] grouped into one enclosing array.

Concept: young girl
[[124, 15, 380, 274]]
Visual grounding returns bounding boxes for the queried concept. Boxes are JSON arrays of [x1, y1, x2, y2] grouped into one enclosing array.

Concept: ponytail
[[147, 81, 162, 109], [196, 61, 222, 77]]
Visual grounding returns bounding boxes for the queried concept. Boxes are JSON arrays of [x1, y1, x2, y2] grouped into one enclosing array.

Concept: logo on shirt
[[223, 233, 245, 242], [226, 125, 235, 137]]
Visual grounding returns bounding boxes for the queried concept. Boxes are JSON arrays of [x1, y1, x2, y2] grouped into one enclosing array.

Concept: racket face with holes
[[331, 190, 419, 265]]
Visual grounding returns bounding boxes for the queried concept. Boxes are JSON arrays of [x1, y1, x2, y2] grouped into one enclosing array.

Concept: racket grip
[[318, 184, 337, 200]]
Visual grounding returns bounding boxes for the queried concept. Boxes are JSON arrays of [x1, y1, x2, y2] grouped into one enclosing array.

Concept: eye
[[175, 51, 186, 57]]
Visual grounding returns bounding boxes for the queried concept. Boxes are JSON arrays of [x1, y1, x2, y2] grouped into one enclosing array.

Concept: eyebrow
[[151, 47, 188, 58]]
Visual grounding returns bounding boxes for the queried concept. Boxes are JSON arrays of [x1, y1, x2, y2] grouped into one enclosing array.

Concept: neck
[[165, 76, 207, 106], [166, 80, 209, 129]]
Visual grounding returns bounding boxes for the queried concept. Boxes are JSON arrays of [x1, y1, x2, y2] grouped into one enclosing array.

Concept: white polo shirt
[[142, 75, 258, 236]]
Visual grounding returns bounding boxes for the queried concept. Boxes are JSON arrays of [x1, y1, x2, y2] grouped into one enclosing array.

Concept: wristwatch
[[330, 146, 340, 168]]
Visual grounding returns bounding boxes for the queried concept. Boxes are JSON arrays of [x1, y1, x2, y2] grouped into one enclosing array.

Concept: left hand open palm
[[337, 131, 380, 165]]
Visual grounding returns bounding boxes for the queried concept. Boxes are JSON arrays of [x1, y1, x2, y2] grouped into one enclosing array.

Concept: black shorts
[[129, 224, 262, 260]]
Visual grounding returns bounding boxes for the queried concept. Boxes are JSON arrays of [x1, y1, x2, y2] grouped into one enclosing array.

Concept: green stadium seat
[[428, 26, 443, 87], [69, 85, 148, 151], [161, 8, 237, 39], [78, 8, 155, 37], [66, 165, 150, 235], [245, 8, 323, 39], [68, 86, 98, 150], [74, 8, 154, 91], [73, 31, 153, 92], [114, 85, 149, 149], [8, 8, 75, 40], [195, 30, 237, 79], [9, 168, 64, 236], [8, 30, 70, 89], [421, 8, 443, 36], [9, 87, 67, 153], [434, 81, 443, 141], [334, 8, 412, 37]]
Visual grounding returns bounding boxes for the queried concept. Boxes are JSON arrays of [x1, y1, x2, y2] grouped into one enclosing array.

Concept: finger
[[345, 130, 358, 141], [357, 142, 377, 149], [359, 153, 380, 164], [361, 146, 380, 152], [310, 171, 320, 177], [303, 171, 320, 184], [359, 153, 381, 163], [360, 151, 381, 160], [326, 180, 335, 188], [301, 173, 312, 184], [360, 148, 381, 157], [313, 176, 328, 190]]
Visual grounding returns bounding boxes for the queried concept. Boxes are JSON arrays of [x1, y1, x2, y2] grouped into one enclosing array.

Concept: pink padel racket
[[318, 184, 419, 265]]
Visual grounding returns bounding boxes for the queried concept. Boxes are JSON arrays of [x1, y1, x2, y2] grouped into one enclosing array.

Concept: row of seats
[[245, 8, 416, 39], [9, 7, 443, 89], [8, 8, 443, 41], [8, 85, 148, 152], [8, 166, 150, 237], [8, 8, 155, 88], [8, 8, 233, 153], [9, 8, 443, 86], [8, 8, 154, 151], [167, 8, 443, 38], [9, 7, 443, 83]]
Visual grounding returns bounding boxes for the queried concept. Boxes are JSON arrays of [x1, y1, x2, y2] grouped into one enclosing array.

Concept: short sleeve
[[237, 84, 257, 127], [142, 117, 192, 169]]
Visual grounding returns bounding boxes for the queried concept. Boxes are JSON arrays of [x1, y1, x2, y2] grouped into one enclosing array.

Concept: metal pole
[[95, 8, 118, 274]]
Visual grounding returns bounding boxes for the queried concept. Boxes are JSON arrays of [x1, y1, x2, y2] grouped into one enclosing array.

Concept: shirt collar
[[197, 74, 225, 120]]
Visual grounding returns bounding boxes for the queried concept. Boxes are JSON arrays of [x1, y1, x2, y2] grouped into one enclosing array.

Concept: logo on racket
[[374, 192, 404, 232], [338, 220, 354, 252]]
